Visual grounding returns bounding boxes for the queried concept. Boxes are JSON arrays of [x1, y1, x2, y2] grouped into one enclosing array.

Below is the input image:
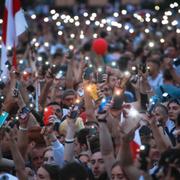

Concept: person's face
[[31, 148, 44, 171], [25, 167, 35, 180], [168, 102, 180, 121], [146, 62, 158, 76], [63, 95, 76, 107], [36, 167, 51, 180], [90, 152, 105, 179], [149, 139, 161, 162], [108, 75, 117, 89], [79, 154, 90, 167], [102, 85, 112, 97], [111, 165, 127, 180], [154, 107, 167, 124], [52, 105, 62, 119], [43, 150, 55, 165], [74, 137, 81, 156]]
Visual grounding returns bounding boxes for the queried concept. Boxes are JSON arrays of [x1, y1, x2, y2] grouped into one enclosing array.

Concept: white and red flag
[[1, 0, 28, 78]]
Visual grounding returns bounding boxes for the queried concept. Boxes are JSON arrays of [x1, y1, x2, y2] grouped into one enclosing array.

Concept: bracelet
[[19, 126, 28, 131], [65, 138, 75, 143]]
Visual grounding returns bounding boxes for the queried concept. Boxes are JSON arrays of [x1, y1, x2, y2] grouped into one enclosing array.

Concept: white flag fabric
[[1, 0, 28, 78]]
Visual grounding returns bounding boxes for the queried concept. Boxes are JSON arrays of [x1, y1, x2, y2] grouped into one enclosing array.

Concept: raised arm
[[5, 130, 27, 180], [98, 111, 115, 179]]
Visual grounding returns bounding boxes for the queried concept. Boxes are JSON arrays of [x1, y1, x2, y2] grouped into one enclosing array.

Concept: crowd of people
[[0, 1, 180, 180]]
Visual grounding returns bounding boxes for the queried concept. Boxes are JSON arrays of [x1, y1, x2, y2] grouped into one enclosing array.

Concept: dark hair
[[60, 162, 88, 180], [75, 128, 90, 147], [163, 69, 173, 81], [41, 164, 61, 180], [167, 99, 180, 107]]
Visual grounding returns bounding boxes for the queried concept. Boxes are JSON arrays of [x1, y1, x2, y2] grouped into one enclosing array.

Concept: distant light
[[145, 13, 151, 18], [171, 20, 178, 26], [50, 9, 56, 14], [101, 19, 106, 24], [56, 21, 61, 26], [121, 9, 127, 15], [117, 23, 122, 28], [149, 41, 154, 48], [83, 12, 88, 17], [69, 45, 74, 50], [165, 11, 172, 16], [31, 14, 36, 20], [145, 17, 151, 22], [58, 31, 63, 36], [176, 28, 180, 33], [155, 5, 160, 11], [160, 38, 165, 43], [37, 56, 42, 61], [170, 3, 174, 9], [44, 42, 49, 47], [98, 67, 103, 72], [92, 13, 97, 17], [89, 64, 93, 68], [162, 19, 168, 25], [162, 92, 168, 97], [19, 59, 24, 64], [74, 16, 79, 21], [129, 28, 134, 34], [45, 61, 49, 65], [7, 46, 12, 50], [145, 28, 150, 33], [35, 42, 40, 47], [113, 12, 119, 17], [61, 14, 66, 19], [0, 19, 3, 24], [44, 17, 49, 22], [124, 25, 130, 30], [69, 18, 74, 23], [124, 71, 131, 77], [140, 145, 145, 151], [80, 34, 85, 39], [85, 20, 90, 25], [107, 26, 112, 31], [173, 2, 178, 7], [70, 34, 75, 39], [152, 18, 158, 23], [90, 16, 95, 21], [95, 21, 100, 26], [93, 33, 98, 38], [111, 62, 116, 67], [132, 66, 136, 71], [75, 21, 80, 26]]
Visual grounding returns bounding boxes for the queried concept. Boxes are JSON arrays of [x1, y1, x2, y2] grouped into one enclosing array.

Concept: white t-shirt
[[147, 73, 163, 92]]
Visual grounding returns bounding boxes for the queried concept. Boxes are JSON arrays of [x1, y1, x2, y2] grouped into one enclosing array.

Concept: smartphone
[[69, 105, 79, 119], [139, 144, 150, 171], [139, 63, 147, 74], [98, 97, 111, 113], [66, 50, 74, 59], [83, 68, 93, 80], [0, 111, 9, 128], [55, 70, 64, 79], [147, 96, 159, 115], [97, 67, 106, 83], [19, 107, 31, 119], [173, 57, 180, 66]]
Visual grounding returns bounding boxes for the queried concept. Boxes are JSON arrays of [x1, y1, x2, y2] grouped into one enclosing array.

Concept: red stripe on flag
[[13, 0, 21, 16], [130, 140, 140, 160], [2, 7, 8, 45]]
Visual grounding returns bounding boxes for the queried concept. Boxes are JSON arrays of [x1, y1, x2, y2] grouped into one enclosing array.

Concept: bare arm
[[6, 131, 27, 180], [99, 119, 115, 179], [64, 118, 76, 162], [65, 61, 74, 89]]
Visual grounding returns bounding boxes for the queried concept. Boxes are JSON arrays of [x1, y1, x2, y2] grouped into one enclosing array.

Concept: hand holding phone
[[0, 112, 9, 128]]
